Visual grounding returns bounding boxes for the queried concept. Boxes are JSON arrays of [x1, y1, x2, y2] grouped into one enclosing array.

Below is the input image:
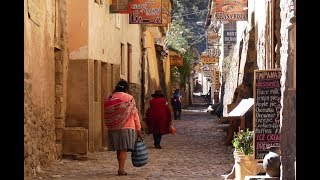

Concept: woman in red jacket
[[146, 90, 172, 149]]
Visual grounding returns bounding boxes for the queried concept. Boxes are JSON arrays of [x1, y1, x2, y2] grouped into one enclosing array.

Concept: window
[[121, 43, 125, 75]]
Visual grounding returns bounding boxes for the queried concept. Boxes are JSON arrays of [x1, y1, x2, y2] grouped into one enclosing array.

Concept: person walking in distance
[[146, 90, 172, 149], [104, 79, 142, 176], [171, 89, 182, 120]]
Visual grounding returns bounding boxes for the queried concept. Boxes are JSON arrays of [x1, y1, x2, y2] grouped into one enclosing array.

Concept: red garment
[[146, 97, 172, 135]]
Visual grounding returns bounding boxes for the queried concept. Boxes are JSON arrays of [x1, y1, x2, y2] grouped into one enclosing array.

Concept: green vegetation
[[232, 129, 254, 155], [167, 0, 207, 87]]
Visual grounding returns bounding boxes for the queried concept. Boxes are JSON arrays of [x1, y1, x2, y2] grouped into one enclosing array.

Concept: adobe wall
[[66, 0, 88, 58], [144, 30, 161, 105], [88, 1, 142, 85], [24, 0, 56, 177]]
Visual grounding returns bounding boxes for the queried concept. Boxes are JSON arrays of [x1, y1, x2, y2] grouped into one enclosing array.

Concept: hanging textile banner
[[129, 0, 162, 24], [215, 0, 248, 21], [110, 0, 130, 13]]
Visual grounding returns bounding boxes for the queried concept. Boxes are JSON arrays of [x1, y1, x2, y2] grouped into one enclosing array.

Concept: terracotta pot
[[263, 146, 281, 177]]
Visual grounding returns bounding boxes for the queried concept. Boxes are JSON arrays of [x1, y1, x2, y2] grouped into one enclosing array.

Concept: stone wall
[[219, 0, 296, 178], [25, 74, 56, 177], [54, 0, 69, 158], [222, 45, 240, 116], [279, 0, 296, 179], [24, 0, 57, 177]]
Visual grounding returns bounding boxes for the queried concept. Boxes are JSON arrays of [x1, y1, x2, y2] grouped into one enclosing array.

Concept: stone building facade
[[278, 0, 296, 178], [25, 0, 69, 177], [208, 0, 296, 178], [65, 0, 143, 153], [25, 0, 174, 178]]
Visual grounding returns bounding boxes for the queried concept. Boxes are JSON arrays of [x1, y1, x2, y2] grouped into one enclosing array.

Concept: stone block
[[55, 59, 63, 72], [55, 51, 62, 61], [55, 84, 63, 95], [62, 127, 88, 155], [244, 176, 279, 180], [55, 118, 65, 129], [55, 128, 63, 141], [55, 101, 62, 117], [55, 142, 63, 158], [55, 72, 63, 85]]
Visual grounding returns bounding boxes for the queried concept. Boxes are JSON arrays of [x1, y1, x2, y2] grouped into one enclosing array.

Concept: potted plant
[[232, 129, 257, 180], [232, 129, 253, 156]]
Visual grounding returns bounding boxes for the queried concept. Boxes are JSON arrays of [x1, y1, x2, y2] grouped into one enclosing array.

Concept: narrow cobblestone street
[[33, 106, 234, 180]]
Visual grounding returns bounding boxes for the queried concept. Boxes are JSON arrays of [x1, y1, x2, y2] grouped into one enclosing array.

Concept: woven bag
[[131, 137, 148, 167]]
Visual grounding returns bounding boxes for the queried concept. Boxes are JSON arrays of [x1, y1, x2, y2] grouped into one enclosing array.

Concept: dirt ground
[[31, 106, 234, 180]]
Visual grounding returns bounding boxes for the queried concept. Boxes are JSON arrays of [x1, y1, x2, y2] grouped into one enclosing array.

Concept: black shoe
[[155, 145, 162, 149]]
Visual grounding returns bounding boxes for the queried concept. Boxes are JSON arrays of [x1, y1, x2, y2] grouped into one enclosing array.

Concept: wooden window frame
[[120, 43, 125, 76], [127, 43, 132, 83]]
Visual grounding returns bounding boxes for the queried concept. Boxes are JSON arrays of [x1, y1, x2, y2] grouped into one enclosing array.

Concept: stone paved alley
[[33, 106, 234, 180]]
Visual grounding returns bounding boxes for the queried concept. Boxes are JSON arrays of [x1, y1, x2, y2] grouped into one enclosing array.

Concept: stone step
[[244, 175, 279, 180]]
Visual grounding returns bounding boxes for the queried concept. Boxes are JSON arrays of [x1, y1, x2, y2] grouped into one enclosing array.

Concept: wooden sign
[[215, 0, 248, 21], [110, 0, 130, 13], [170, 55, 183, 67], [224, 30, 237, 45], [203, 70, 212, 77], [213, 70, 220, 90], [201, 56, 218, 64], [207, 38, 220, 46], [146, 0, 170, 27], [129, 0, 162, 24], [208, 32, 219, 39], [206, 48, 221, 57], [253, 69, 281, 160]]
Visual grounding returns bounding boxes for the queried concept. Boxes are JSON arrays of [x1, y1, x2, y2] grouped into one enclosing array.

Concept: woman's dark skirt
[[108, 128, 136, 151]]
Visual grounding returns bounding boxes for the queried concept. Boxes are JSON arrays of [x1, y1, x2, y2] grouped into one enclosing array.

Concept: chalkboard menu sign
[[253, 69, 281, 160]]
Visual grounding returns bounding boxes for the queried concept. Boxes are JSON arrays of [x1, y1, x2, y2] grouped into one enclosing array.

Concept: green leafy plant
[[232, 129, 253, 155]]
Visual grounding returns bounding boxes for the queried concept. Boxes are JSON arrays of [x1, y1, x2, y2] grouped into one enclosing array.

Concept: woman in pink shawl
[[105, 79, 142, 176]]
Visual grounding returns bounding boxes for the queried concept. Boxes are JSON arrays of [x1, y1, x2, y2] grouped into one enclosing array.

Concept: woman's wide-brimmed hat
[[151, 90, 165, 97]]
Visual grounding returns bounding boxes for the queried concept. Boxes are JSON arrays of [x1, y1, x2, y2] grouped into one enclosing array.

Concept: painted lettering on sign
[[215, 0, 248, 21], [254, 69, 281, 160], [129, 0, 162, 24], [224, 30, 237, 45], [201, 56, 219, 64]]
